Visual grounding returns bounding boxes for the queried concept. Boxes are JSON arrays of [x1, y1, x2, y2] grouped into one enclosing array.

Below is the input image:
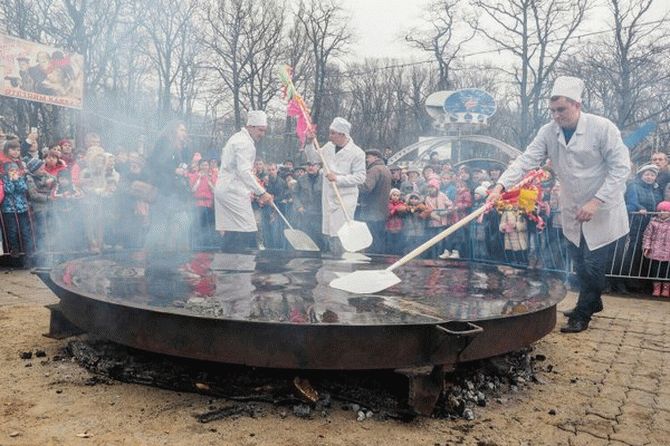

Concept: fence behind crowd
[[1, 208, 668, 285]]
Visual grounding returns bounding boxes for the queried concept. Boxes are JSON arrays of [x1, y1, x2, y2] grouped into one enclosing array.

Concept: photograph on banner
[[0, 34, 83, 109]]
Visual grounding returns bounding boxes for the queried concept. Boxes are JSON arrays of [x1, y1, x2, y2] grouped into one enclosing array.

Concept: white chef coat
[[214, 128, 265, 232], [304, 138, 366, 236], [498, 112, 631, 250]]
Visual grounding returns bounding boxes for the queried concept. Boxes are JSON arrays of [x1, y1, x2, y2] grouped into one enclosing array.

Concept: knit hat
[[389, 188, 400, 197], [657, 201, 670, 212], [365, 148, 383, 158], [26, 158, 44, 173], [246, 110, 267, 127], [407, 192, 422, 200], [551, 76, 584, 103], [3, 161, 19, 172], [329, 117, 351, 136], [637, 163, 659, 176]]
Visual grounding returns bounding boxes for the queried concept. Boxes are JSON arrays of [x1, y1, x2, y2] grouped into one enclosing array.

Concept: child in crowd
[[385, 188, 407, 255], [424, 179, 452, 259], [470, 185, 489, 260], [25, 158, 56, 253], [189, 159, 217, 249], [44, 148, 67, 177], [642, 201, 670, 297], [51, 170, 83, 252], [0, 139, 26, 176], [1, 161, 33, 257], [499, 205, 529, 265], [402, 192, 431, 256]]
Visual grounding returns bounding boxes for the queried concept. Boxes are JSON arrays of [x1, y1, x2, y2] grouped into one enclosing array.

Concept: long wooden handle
[[283, 70, 353, 223], [386, 170, 542, 273], [309, 138, 353, 222], [270, 201, 294, 230], [387, 205, 488, 272]]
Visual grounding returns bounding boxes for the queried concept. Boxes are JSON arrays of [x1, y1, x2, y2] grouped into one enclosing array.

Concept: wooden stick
[[387, 206, 488, 272], [386, 171, 542, 273], [282, 69, 354, 223], [308, 137, 353, 222]]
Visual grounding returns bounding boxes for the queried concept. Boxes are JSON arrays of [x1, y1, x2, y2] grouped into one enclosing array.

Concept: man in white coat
[[489, 76, 631, 333], [304, 117, 366, 254], [215, 110, 273, 251]]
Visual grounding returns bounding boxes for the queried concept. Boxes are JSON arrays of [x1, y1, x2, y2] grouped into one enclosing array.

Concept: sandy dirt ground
[[1, 268, 668, 446]]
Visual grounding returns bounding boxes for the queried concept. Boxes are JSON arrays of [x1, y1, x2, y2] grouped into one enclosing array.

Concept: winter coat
[[403, 203, 431, 237], [214, 128, 266, 232], [625, 178, 662, 213], [189, 171, 217, 208], [26, 172, 56, 213], [642, 217, 670, 261], [424, 192, 452, 228], [386, 200, 407, 233], [499, 210, 528, 251], [1, 174, 30, 213], [498, 112, 631, 250], [304, 138, 366, 236], [293, 172, 323, 216], [358, 159, 392, 222]]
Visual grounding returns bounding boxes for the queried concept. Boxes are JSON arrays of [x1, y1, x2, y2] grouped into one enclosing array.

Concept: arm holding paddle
[[330, 169, 549, 294]]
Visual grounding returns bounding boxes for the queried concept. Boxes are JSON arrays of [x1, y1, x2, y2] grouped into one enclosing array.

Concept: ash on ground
[[64, 339, 546, 422]]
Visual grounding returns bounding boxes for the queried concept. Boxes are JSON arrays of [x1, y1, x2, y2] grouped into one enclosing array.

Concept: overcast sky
[[335, 0, 670, 63]]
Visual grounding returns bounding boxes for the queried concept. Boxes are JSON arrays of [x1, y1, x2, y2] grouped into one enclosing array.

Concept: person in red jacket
[[386, 188, 407, 255], [189, 159, 217, 249]]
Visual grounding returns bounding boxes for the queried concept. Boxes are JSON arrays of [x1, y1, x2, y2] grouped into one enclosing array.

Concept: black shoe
[[560, 318, 589, 333], [563, 303, 603, 318]]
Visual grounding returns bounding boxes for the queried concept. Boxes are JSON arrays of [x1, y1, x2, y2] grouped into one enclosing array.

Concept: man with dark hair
[[262, 163, 289, 249], [651, 152, 669, 190], [293, 161, 323, 250], [489, 76, 631, 333], [358, 149, 392, 254]]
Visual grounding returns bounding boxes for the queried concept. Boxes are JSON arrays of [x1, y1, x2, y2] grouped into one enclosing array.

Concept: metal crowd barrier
[[2, 204, 668, 284]]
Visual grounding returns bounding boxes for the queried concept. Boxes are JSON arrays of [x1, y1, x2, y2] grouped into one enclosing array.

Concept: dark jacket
[[358, 159, 392, 222], [625, 179, 662, 213], [293, 172, 322, 215]]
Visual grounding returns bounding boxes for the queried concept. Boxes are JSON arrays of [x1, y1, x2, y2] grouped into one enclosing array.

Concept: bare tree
[[295, 0, 351, 135], [405, 0, 476, 90], [141, 0, 200, 120], [560, 0, 670, 149], [203, 0, 288, 129], [471, 0, 588, 148], [241, 1, 286, 111]]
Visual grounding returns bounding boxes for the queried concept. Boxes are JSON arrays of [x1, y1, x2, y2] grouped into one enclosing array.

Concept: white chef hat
[[551, 76, 584, 103], [246, 110, 267, 127], [329, 117, 351, 136]]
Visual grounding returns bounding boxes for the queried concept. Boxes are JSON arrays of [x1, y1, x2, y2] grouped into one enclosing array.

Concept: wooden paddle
[[269, 201, 320, 251], [330, 171, 544, 294]]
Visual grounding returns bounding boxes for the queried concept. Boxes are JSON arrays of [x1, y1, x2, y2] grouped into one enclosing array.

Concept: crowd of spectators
[[1, 128, 669, 294]]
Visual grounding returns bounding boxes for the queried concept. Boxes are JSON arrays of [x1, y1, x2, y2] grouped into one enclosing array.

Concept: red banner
[[0, 34, 84, 109]]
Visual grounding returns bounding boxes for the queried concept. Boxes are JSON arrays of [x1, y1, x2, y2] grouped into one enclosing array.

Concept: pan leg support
[[395, 364, 453, 416], [44, 304, 84, 339]]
